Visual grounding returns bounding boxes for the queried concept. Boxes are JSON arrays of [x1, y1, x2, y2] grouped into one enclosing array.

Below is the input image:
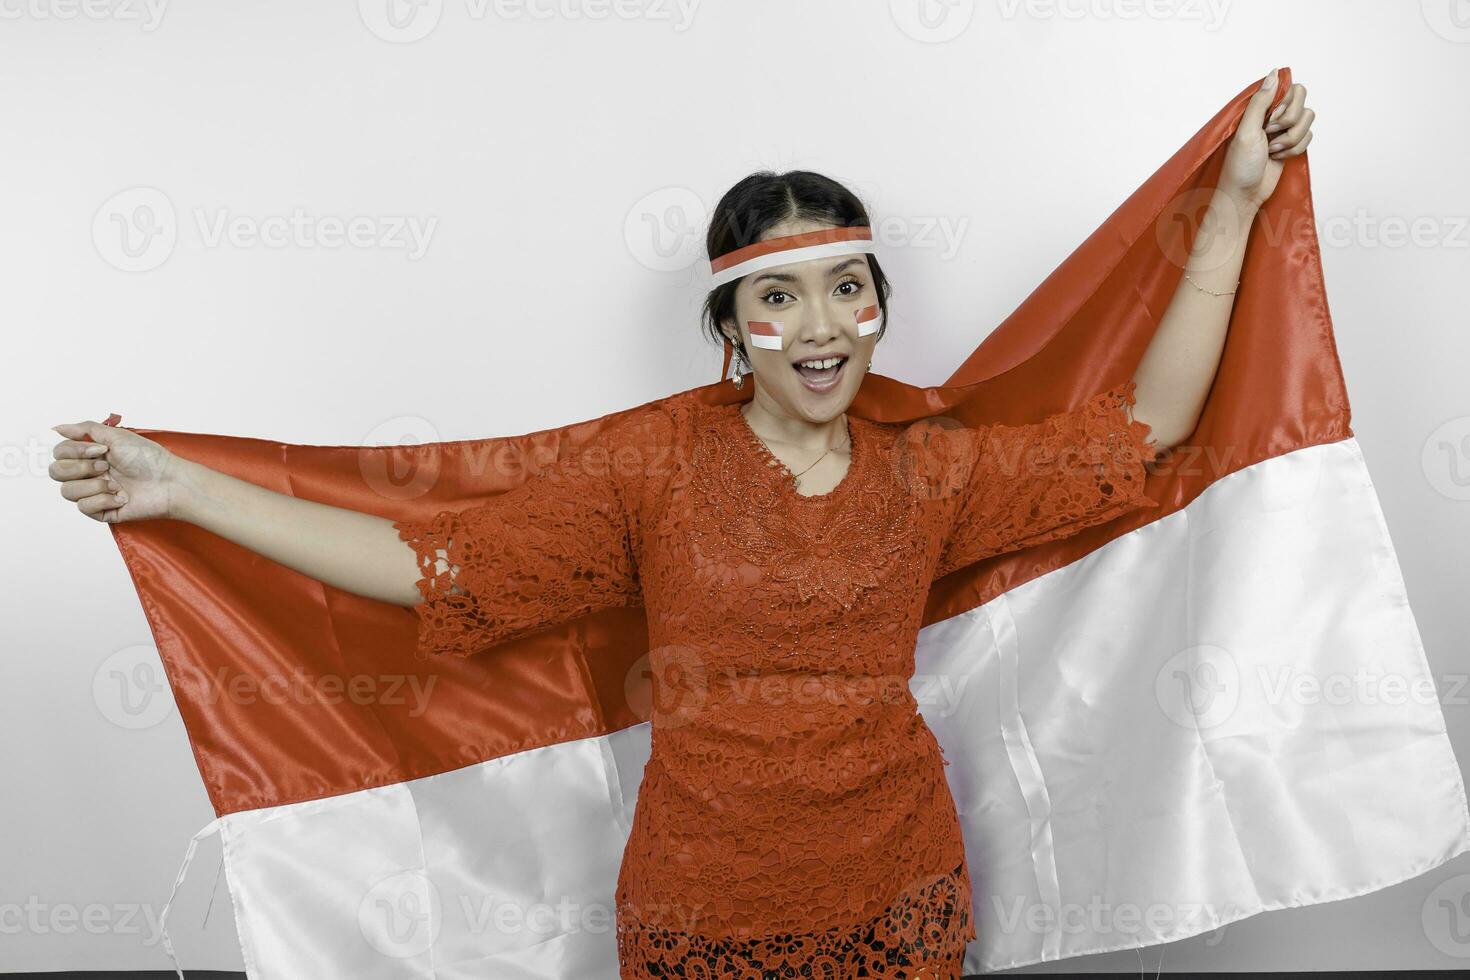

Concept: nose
[[796, 298, 845, 348]]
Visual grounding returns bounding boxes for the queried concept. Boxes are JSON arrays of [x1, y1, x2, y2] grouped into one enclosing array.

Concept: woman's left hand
[[1221, 68, 1316, 211]]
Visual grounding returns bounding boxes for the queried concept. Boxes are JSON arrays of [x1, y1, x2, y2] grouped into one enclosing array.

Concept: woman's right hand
[[49, 420, 178, 523]]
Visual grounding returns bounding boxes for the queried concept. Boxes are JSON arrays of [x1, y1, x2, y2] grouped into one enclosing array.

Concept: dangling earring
[[732, 346, 749, 389]]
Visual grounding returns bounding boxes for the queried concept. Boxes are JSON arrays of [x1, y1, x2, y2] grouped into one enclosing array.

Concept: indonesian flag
[[111, 66, 1469, 978], [747, 319, 784, 350]]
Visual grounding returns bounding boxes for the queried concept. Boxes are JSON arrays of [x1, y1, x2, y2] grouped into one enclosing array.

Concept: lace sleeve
[[933, 380, 1163, 580], [393, 404, 678, 659]]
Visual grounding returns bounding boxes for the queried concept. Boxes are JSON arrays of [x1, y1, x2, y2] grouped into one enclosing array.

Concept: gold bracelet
[[1183, 272, 1239, 297]]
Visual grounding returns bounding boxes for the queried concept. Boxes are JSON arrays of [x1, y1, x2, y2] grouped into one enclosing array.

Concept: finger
[[49, 457, 110, 481], [1268, 107, 1315, 153], [1265, 83, 1301, 131], [51, 420, 121, 449], [1266, 84, 1307, 134], [52, 437, 110, 460], [1238, 67, 1281, 135], [77, 491, 126, 522], [60, 475, 122, 502], [1267, 89, 1288, 125], [1270, 128, 1313, 159]]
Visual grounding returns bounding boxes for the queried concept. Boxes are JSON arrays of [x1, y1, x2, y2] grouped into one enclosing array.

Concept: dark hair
[[700, 171, 892, 362]]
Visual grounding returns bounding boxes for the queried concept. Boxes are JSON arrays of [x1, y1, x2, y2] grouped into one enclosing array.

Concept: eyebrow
[[750, 257, 865, 286]]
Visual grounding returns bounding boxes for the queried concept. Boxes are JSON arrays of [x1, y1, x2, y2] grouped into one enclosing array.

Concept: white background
[[4, 0, 1469, 972]]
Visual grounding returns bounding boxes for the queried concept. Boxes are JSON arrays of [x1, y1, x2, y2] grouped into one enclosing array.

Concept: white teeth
[[796, 356, 846, 370]]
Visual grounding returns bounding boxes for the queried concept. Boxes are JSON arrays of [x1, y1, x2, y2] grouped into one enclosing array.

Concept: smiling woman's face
[[724, 219, 880, 424]]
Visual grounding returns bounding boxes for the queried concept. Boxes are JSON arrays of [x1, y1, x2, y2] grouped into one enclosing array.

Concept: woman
[[51, 69, 1314, 979]]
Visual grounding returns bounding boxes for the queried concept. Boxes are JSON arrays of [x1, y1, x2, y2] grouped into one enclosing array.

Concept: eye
[[760, 288, 793, 306], [835, 277, 865, 297]]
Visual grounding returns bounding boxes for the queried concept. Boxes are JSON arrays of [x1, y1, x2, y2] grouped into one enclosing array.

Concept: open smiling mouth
[[792, 354, 848, 393]]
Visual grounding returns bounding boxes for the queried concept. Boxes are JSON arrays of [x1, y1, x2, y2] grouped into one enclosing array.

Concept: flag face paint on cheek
[[855, 304, 880, 337], [747, 320, 784, 351]]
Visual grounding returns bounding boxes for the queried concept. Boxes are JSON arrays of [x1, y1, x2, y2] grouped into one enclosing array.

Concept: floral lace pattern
[[619, 859, 971, 979], [393, 381, 1160, 977]]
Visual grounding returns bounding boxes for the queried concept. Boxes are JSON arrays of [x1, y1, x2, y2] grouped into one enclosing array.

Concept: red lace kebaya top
[[392, 380, 1161, 979]]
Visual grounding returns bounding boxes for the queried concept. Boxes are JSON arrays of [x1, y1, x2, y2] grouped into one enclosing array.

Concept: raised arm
[[1130, 68, 1315, 446]]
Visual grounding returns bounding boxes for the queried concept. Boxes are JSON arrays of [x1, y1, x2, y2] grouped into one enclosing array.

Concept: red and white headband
[[707, 225, 876, 288]]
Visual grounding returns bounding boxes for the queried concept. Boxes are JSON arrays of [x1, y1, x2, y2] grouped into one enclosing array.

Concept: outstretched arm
[[52, 405, 663, 659], [1131, 68, 1316, 449], [48, 420, 424, 607], [170, 455, 425, 607]]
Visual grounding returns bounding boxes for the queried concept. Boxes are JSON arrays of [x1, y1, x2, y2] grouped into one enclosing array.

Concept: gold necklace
[[763, 416, 852, 485], [789, 430, 850, 482]]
